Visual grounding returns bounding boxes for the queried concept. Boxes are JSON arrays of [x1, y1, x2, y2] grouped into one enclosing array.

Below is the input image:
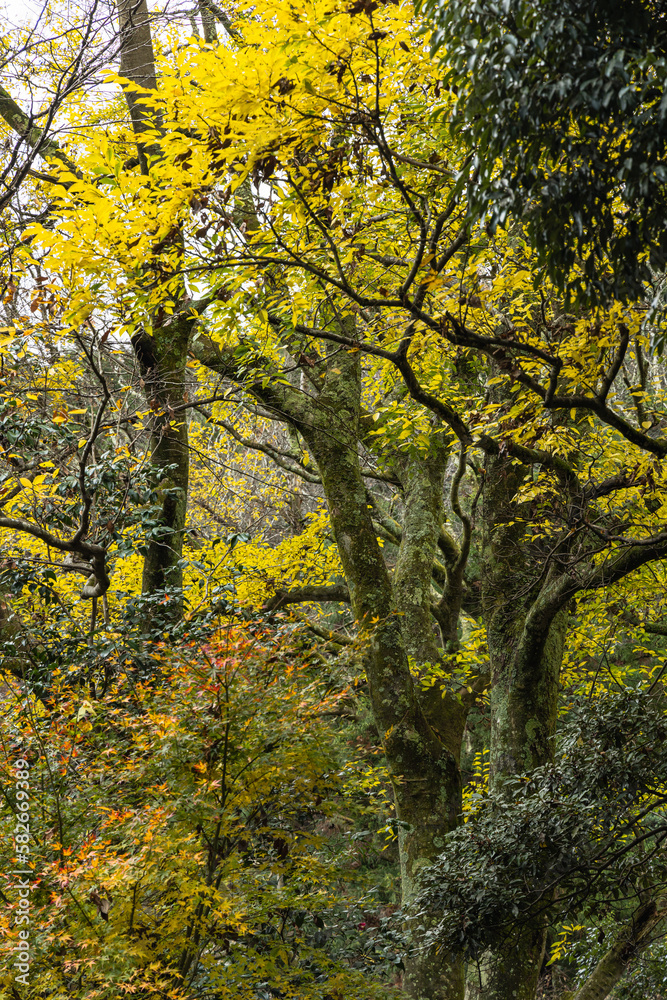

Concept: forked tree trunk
[[193, 319, 472, 999]]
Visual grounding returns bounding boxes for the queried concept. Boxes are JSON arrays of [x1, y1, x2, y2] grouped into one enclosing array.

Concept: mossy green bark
[[193, 327, 470, 997], [478, 454, 570, 999], [295, 348, 465, 1000]]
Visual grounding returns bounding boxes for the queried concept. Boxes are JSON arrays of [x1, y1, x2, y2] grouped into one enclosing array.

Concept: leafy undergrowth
[[0, 625, 402, 999]]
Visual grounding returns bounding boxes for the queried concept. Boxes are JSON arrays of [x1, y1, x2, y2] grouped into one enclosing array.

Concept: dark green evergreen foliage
[[416, 689, 667, 960], [420, 0, 667, 308]]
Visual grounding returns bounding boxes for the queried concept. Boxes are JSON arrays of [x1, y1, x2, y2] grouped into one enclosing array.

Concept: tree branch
[[0, 516, 109, 598], [200, 412, 322, 484], [263, 584, 350, 612], [284, 608, 355, 646]]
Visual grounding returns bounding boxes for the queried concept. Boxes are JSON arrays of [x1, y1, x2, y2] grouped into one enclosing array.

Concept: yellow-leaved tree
[[2, 3, 667, 1000]]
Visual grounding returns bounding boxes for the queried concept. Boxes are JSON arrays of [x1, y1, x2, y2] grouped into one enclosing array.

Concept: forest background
[[1, 1, 667, 1000]]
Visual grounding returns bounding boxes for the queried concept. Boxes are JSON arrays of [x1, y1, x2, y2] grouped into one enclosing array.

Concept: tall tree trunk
[[192, 325, 470, 997], [116, 2, 190, 617], [475, 453, 569, 1000], [297, 346, 465, 1000]]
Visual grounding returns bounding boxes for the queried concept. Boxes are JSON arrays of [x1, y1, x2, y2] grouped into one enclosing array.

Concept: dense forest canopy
[[1, 2, 667, 999]]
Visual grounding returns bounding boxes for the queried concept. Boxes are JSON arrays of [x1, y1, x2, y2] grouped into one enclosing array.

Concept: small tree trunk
[[569, 897, 667, 1000], [140, 408, 189, 604], [132, 321, 190, 622]]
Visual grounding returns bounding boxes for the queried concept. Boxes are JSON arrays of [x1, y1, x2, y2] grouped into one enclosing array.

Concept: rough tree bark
[[130, 319, 191, 612], [193, 325, 470, 999], [469, 453, 570, 1000], [117, 0, 162, 170]]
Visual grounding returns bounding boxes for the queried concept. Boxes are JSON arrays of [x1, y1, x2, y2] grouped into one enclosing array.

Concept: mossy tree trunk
[[192, 308, 667, 1000], [195, 326, 469, 998], [475, 453, 570, 1000], [298, 348, 465, 1000], [569, 896, 667, 1000]]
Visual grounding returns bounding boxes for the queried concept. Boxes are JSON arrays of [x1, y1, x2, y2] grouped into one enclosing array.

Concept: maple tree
[[0, 626, 405, 999], [1, 3, 667, 1000]]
